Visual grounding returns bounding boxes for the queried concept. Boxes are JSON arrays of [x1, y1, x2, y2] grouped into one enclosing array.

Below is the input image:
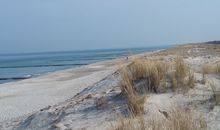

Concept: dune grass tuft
[[174, 57, 187, 87], [119, 59, 168, 116], [114, 56, 206, 130], [127, 94, 146, 116], [170, 56, 195, 91], [121, 56, 195, 94], [187, 70, 195, 89], [201, 64, 220, 84], [110, 107, 207, 130], [202, 64, 220, 75], [123, 58, 168, 93], [120, 67, 147, 116], [129, 58, 148, 81]]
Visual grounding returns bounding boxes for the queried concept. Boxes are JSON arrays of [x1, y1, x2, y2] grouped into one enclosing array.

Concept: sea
[[0, 46, 170, 84]]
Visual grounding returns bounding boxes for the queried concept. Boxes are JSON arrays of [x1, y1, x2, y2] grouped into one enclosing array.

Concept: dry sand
[[0, 58, 124, 122], [0, 50, 153, 123], [0, 43, 220, 130]]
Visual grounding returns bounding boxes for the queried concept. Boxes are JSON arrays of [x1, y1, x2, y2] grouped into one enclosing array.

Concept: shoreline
[[0, 48, 164, 86], [0, 49, 160, 122], [0, 48, 165, 85]]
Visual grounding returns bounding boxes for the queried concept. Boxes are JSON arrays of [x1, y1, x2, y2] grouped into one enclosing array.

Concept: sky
[[0, 0, 220, 54]]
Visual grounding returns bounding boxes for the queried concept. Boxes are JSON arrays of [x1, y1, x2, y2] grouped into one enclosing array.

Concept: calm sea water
[[0, 46, 169, 84]]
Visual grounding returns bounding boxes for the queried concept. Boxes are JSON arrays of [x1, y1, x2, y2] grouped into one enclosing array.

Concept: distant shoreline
[[0, 47, 169, 85]]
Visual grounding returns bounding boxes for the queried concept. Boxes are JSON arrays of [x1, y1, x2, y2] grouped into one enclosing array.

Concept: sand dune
[[0, 43, 220, 130]]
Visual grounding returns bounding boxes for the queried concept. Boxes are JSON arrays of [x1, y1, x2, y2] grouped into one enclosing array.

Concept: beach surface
[[0, 50, 154, 122], [0, 57, 125, 121], [0, 43, 220, 130]]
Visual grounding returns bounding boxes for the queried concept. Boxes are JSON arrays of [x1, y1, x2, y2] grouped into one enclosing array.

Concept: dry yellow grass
[[174, 57, 187, 86], [171, 75, 178, 89], [169, 107, 206, 130], [127, 94, 146, 116], [216, 64, 220, 75], [147, 64, 161, 92], [201, 65, 209, 84], [110, 107, 207, 130], [120, 67, 134, 95], [121, 56, 195, 93], [123, 59, 168, 93], [153, 43, 220, 57], [202, 64, 220, 75], [202, 65, 212, 75], [119, 59, 168, 116], [170, 56, 195, 91], [187, 70, 195, 89], [120, 67, 147, 116], [201, 64, 220, 84], [110, 116, 146, 130], [129, 58, 148, 81], [155, 61, 169, 80]]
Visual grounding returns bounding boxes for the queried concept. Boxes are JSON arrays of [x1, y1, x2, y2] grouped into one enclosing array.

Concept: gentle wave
[[0, 75, 32, 81], [0, 63, 88, 69]]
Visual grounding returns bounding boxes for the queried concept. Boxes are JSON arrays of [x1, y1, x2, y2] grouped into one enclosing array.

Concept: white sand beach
[[0, 58, 123, 121], [0, 43, 220, 130]]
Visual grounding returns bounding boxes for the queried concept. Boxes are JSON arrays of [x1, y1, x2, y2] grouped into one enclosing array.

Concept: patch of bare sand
[[0, 60, 122, 122]]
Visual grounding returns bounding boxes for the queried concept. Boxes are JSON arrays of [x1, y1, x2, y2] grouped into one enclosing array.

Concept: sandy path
[[0, 59, 123, 122]]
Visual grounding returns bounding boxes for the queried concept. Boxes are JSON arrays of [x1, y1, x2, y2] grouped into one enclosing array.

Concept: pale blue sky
[[0, 0, 219, 53]]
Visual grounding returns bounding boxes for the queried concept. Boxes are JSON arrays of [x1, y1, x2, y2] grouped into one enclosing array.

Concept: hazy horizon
[[0, 44, 172, 55], [0, 0, 220, 54]]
